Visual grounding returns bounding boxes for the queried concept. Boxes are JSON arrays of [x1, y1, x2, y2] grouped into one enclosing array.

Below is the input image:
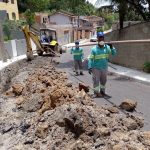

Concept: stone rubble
[[120, 99, 137, 111], [0, 56, 149, 150]]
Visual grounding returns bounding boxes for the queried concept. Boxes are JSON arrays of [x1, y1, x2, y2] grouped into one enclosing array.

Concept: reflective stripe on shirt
[[94, 54, 109, 59], [89, 54, 109, 60], [72, 52, 83, 55]]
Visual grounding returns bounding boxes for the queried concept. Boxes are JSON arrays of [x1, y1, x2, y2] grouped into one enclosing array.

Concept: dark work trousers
[[74, 60, 83, 73], [92, 68, 107, 94]]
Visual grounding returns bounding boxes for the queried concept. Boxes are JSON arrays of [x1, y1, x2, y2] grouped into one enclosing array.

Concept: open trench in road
[[0, 55, 150, 149]]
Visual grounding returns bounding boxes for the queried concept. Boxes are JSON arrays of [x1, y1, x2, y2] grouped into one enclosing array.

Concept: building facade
[[0, 0, 19, 20], [34, 11, 104, 44]]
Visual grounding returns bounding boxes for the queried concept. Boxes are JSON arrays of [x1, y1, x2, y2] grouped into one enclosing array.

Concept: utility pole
[[0, 23, 7, 62]]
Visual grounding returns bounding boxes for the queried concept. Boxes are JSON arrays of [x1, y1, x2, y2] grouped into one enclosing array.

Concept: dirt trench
[[0, 56, 150, 150]]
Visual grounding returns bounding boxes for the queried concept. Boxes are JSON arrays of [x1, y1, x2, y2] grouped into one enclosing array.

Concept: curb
[[108, 69, 150, 86]]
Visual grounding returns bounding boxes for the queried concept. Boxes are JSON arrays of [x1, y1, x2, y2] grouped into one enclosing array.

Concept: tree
[[96, 0, 150, 29], [47, 0, 95, 15], [2, 19, 13, 41], [24, 9, 35, 27], [18, 0, 49, 13]]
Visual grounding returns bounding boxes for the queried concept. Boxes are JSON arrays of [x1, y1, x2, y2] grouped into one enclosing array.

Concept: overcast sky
[[87, 0, 111, 7], [87, 0, 97, 5]]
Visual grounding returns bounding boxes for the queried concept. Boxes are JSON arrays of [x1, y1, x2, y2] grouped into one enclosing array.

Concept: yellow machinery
[[22, 25, 62, 60]]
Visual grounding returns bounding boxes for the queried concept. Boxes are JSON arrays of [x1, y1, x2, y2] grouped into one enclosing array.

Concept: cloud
[[87, 0, 111, 8]]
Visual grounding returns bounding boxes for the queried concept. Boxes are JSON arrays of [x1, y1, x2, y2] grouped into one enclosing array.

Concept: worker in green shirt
[[71, 41, 84, 76], [88, 32, 117, 97]]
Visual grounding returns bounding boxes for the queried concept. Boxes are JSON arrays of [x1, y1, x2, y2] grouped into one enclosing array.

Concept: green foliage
[[16, 19, 27, 28], [2, 19, 26, 41], [124, 9, 143, 21], [96, 0, 150, 21], [3, 36, 10, 41], [24, 9, 35, 27], [103, 23, 110, 31], [97, 27, 103, 32], [96, 7, 117, 30], [18, 0, 49, 13], [2, 19, 13, 41], [18, 0, 95, 16], [143, 62, 150, 73]]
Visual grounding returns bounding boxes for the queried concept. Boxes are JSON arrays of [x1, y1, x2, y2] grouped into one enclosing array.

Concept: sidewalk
[[0, 55, 26, 71], [108, 63, 150, 85], [62, 39, 89, 48]]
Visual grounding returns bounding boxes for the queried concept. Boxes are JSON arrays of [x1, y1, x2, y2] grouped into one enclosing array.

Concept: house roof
[[86, 15, 102, 20], [49, 10, 76, 18], [35, 12, 49, 17], [86, 15, 102, 19]]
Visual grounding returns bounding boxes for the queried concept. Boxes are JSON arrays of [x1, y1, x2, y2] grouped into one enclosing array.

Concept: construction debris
[[120, 99, 137, 111], [0, 57, 149, 150], [79, 82, 89, 93]]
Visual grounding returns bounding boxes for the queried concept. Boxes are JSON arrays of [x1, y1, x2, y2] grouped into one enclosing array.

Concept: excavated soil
[[0, 56, 150, 150]]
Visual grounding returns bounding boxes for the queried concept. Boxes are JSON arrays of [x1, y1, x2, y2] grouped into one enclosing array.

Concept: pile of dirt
[[0, 57, 150, 150]]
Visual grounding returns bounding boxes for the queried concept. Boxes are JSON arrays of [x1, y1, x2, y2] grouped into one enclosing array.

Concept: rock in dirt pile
[[0, 57, 150, 150]]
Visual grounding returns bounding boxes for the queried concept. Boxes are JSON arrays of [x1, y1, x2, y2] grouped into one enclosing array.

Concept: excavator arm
[[22, 25, 61, 60], [22, 25, 44, 60]]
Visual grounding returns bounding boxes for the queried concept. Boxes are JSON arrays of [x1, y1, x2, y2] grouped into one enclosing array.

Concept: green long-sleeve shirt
[[88, 44, 117, 70], [71, 47, 84, 60]]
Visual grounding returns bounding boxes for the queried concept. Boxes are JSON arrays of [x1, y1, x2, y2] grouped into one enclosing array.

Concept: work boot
[[96, 93, 103, 98], [80, 71, 84, 75], [100, 91, 111, 98], [91, 92, 103, 98]]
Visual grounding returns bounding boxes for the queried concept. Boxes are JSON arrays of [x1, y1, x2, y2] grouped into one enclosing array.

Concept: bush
[[143, 62, 150, 73], [2, 19, 12, 41]]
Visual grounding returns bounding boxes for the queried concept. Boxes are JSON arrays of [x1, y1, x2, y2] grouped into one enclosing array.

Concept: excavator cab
[[22, 25, 62, 60], [40, 28, 57, 43], [39, 28, 61, 55]]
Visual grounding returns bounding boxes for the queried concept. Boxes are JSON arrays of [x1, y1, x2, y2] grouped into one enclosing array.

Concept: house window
[[11, 0, 14, 4], [43, 17, 47, 23], [12, 12, 16, 20]]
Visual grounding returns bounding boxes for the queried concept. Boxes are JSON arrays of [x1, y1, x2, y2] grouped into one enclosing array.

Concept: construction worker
[[88, 32, 117, 97], [71, 41, 84, 76], [41, 32, 49, 43]]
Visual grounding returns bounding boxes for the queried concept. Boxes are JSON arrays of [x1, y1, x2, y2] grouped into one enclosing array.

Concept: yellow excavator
[[22, 25, 62, 60]]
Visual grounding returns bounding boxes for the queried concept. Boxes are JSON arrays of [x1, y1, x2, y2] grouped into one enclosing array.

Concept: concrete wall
[[11, 30, 25, 40], [16, 39, 27, 56], [4, 40, 13, 59], [49, 14, 71, 25], [3, 39, 34, 59], [105, 22, 150, 70]]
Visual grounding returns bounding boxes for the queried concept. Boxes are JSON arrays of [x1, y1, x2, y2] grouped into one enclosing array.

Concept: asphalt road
[[57, 44, 150, 131]]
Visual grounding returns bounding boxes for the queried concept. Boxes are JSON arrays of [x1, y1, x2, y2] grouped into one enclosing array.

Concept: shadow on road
[[57, 60, 88, 70], [57, 60, 74, 69]]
